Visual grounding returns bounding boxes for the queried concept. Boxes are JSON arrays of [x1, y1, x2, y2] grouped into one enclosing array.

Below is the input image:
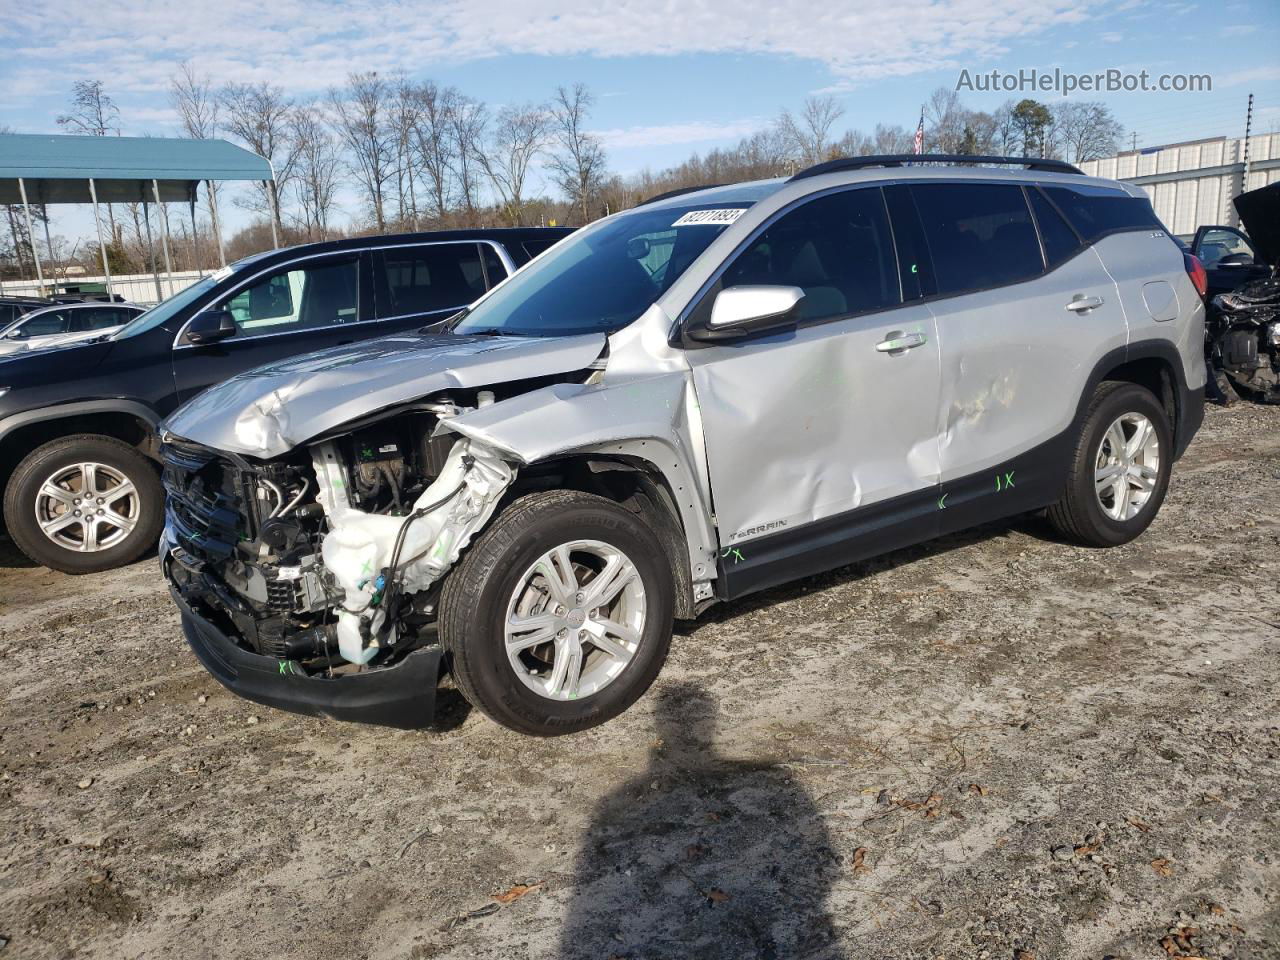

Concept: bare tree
[[923, 87, 968, 153], [448, 95, 488, 220], [547, 83, 608, 224], [170, 62, 218, 139], [57, 80, 121, 237], [834, 128, 874, 157], [411, 82, 462, 223], [478, 103, 549, 226], [777, 96, 846, 165], [290, 104, 341, 240], [170, 62, 224, 265], [390, 77, 421, 229], [329, 72, 396, 231], [220, 81, 299, 235], [872, 123, 914, 154], [1052, 101, 1123, 163], [56, 80, 119, 136]]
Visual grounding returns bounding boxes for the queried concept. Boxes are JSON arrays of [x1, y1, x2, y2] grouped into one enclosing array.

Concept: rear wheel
[[3, 434, 164, 574], [439, 490, 674, 736], [1047, 382, 1172, 547]]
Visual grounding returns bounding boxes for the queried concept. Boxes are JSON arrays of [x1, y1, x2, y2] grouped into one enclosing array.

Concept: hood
[[0, 336, 114, 385], [163, 332, 607, 459], [1233, 180, 1280, 267]]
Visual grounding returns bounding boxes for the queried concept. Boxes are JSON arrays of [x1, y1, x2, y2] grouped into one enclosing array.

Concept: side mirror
[[688, 285, 806, 343], [186, 309, 238, 345]]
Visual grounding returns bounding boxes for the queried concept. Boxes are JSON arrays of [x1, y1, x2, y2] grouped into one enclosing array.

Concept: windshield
[[453, 202, 753, 337], [112, 273, 222, 339]]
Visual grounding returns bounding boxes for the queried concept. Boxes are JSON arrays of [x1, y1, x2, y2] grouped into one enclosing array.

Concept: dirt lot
[[1, 403, 1277, 960]]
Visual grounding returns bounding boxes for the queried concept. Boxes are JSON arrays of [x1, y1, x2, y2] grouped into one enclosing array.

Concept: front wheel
[[3, 434, 164, 574], [1047, 382, 1173, 547], [439, 490, 674, 736]]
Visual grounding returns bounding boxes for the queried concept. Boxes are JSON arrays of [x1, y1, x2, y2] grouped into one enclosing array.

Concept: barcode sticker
[[672, 208, 747, 227]]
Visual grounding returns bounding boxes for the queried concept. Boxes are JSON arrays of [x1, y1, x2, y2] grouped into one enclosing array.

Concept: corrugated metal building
[[1079, 133, 1280, 236]]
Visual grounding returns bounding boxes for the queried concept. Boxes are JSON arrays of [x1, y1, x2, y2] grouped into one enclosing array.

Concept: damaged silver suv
[[161, 155, 1206, 735]]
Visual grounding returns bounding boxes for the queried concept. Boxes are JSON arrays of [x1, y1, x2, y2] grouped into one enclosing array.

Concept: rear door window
[[720, 187, 900, 321], [1041, 186, 1162, 243], [909, 183, 1044, 295], [374, 243, 489, 319]]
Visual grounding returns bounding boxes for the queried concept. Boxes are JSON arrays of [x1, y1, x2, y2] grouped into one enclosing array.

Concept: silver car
[[161, 155, 1206, 735], [0, 301, 144, 356]]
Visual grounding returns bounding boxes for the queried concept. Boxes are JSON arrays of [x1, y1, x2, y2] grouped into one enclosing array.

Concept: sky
[[1, 0, 1277, 244]]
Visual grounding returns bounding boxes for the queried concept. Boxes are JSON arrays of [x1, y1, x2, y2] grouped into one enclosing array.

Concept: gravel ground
[[1, 403, 1277, 960]]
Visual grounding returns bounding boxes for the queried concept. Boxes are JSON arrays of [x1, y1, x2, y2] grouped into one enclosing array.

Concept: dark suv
[[0, 228, 572, 573]]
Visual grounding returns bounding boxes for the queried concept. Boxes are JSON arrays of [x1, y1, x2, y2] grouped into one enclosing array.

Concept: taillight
[[1185, 253, 1208, 298]]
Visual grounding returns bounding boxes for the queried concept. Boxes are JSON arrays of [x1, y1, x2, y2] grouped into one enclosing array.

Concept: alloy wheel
[[504, 539, 647, 701], [1093, 412, 1161, 522], [33, 462, 140, 552]]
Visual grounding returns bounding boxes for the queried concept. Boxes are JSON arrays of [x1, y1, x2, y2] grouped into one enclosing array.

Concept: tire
[[439, 489, 674, 736], [1047, 382, 1173, 547], [3, 434, 164, 574]]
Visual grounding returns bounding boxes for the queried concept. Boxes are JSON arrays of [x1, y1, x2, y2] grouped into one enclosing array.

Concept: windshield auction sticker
[[672, 208, 747, 227]]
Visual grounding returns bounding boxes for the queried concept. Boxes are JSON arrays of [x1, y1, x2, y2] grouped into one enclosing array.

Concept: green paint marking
[[995, 470, 1016, 492], [910, 263, 918, 274], [937, 493, 948, 510], [720, 547, 745, 565]]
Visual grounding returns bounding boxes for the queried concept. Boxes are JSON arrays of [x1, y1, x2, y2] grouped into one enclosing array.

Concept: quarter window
[[910, 183, 1044, 295], [374, 244, 490, 319], [721, 188, 900, 321], [1041, 186, 1162, 243], [220, 258, 359, 338], [1028, 188, 1084, 268]]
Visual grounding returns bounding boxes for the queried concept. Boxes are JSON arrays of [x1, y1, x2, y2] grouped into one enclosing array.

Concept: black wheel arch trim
[[0, 400, 161, 446]]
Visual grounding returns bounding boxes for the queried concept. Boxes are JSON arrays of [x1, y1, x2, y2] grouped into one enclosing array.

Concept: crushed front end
[[161, 403, 514, 727]]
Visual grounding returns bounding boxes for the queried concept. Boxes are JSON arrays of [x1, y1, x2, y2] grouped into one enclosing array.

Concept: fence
[[0, 270, 207, 306], [1079, 132, 1280, 235]]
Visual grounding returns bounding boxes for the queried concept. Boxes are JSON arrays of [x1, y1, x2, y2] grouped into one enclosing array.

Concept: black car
[[0, 295, 54, 329], [0, 227, 572, 573]]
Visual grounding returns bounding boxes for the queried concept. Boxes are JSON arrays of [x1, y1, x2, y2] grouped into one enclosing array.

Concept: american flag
[[913, 109, 925, 155]]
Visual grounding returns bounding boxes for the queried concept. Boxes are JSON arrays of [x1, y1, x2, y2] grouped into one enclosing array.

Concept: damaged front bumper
[[166, 557, 442, 729]]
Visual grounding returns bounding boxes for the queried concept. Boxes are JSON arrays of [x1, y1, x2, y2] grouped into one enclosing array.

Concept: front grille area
[[162, 440, 245, 564]]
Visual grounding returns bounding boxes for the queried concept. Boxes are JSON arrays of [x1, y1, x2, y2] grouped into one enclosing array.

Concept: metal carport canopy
[[0, 133, 272, 204], [0, 133, 274, 299]]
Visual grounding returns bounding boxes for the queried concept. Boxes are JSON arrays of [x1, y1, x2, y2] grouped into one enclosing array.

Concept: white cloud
[[1099, 31, 1124, 41], [0, 0, 1120, 99], [592, 118, 766, 150], [1217, 65, 1280, 88]]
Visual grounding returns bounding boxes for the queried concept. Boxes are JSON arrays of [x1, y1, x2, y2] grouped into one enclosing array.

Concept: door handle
[[1065, 295, 1105, 313], [876, 331, 927, 353]]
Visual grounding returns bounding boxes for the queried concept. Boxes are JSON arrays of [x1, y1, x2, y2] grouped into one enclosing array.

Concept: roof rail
[[788, 154, 1084, 182], [637, 183, 727, 206]]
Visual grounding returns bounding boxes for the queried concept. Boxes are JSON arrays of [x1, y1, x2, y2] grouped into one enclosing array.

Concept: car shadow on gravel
[[559, 682, 847, 960]]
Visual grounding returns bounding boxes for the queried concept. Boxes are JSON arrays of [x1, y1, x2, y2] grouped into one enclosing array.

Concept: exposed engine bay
[[163, 394, 515, 675], [1208, 277, 1280, 403]]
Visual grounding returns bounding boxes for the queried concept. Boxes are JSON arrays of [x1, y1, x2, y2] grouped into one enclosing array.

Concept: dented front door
[[689, 300, 941, 548]]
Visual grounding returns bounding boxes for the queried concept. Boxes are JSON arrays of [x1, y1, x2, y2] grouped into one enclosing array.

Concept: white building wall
[[1081, 133, 1280, 236], [0, 270, 206, 306]]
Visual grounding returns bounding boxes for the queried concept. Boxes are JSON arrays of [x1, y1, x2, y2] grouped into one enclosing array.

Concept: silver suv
[[161, 155, 1206, 735]]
